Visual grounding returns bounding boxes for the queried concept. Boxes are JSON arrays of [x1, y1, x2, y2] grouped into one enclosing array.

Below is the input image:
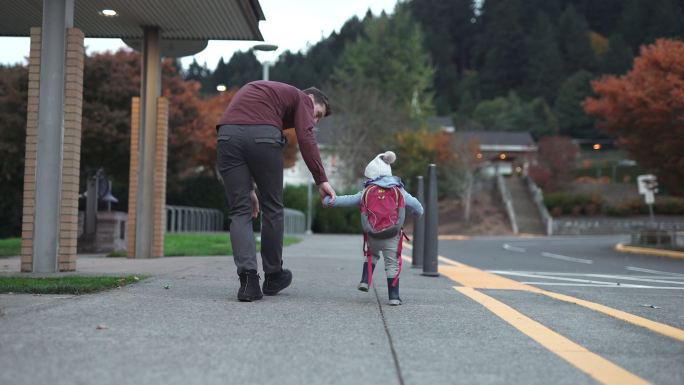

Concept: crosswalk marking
[[625, 266, 684, 277], [488, 270, 684, 289]]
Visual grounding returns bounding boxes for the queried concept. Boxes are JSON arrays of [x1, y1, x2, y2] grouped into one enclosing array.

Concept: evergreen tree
[[452, 71, 481, 126], [618, 0, 651, 51], [554, 70, 598, 138], [478, 0, 527, 99], [600, 34, 634, 75], [270, 15, 366, 88], [211, 58, 228, 91], [522, 11, 563, 103], [558, 4, 597, 74], [576, 0, 624, 36], [526, 97, 560, 139], [333, 7, 434, 118], [270, 51, 318, 89], [184, 58, 213, 94], [647, 0, 684, 42], [471, 91, 558, 138], [408, 0, 476, 113], [215, 50, 261, 89], [518, 0, 564, 33]]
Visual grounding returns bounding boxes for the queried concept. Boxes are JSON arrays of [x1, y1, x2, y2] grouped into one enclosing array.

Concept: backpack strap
[[361, 185, 376, 212], [390, 229, 411, 288], [363, 232, 373, 287]]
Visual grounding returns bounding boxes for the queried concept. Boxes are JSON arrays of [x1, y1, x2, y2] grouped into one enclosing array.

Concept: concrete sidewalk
[[0, 234, 577, 385]]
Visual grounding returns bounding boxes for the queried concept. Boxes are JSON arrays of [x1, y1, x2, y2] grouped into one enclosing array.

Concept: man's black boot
[[358, 262, 376, 292], [387, 278, 401, 306], [263, 268, 293, 295], [238, 270, 263, 302]]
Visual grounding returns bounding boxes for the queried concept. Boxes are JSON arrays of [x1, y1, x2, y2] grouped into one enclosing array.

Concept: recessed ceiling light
[[100, 9, 118, 17]]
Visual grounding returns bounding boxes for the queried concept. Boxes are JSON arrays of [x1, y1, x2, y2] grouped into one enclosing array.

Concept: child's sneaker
[[358, 262, 375, 292], [387, 278, 401, 305]]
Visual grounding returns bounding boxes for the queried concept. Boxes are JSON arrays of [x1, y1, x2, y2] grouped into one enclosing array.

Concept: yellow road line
[[455, 287, 652, 385], [403, 243, 684, 341], [536, 289, 684, 343]]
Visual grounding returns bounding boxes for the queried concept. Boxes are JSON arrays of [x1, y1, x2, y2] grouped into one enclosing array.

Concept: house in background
[[454, 131, 538, 176], [283, 124, 345, 188]]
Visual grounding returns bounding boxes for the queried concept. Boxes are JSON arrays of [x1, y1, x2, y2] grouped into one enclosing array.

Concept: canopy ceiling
[[0, 0, 264, 40]]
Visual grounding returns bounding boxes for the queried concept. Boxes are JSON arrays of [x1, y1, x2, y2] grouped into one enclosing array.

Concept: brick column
[[127, 97, 140, 258], [127, 97, 167, 258], [58, 28, 84, 271], [20, 28, 42, 272], [151, 97, 168, 257], [21, 27, 84, 272]]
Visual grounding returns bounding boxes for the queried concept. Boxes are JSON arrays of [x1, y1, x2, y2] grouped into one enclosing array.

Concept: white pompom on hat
[[364, 151, 396, 180]]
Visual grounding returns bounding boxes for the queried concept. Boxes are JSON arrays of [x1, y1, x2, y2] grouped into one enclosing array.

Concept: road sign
[[637, 174, 657, 195]]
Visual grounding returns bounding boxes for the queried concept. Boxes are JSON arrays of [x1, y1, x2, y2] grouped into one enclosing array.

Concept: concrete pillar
[[23, 0, 79, 273], [134, 27, 162, 258]]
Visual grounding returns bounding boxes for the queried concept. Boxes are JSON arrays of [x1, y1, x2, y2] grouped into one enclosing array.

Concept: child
[[323, 151, 423, 305]]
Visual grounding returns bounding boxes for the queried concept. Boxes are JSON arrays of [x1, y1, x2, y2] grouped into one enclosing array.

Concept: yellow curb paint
[[455, 287, 653, 385], [536, 289, 684, 343], [440, 263, 533, 290], [615, 243, 684, 260]]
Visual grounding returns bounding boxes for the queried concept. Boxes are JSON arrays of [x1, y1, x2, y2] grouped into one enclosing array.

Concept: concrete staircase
[[506, 176, 546, 235]]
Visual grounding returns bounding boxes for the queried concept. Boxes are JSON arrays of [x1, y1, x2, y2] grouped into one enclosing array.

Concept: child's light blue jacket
[[323, 176, 424, 216]]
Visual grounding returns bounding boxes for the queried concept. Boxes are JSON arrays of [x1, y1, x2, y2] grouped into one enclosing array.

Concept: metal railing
[[166, 205, 307, 234], [166, 205, 224, 233], [630, 223, 684, 248], [283, 208, 306, 234], [524, 175, 553, 236], [497, 174, 519, 234]]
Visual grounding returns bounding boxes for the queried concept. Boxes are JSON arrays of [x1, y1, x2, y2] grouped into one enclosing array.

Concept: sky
[[0, 0, 399, 68]]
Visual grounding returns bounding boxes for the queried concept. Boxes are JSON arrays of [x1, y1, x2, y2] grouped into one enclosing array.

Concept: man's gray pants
[[217, 124, 287, 274]]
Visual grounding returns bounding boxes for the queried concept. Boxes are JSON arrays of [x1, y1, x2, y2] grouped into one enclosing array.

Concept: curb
[[615, 243, 684, 260]]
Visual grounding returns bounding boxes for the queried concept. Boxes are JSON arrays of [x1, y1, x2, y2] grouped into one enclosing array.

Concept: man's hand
[[318, 181, 336, 204], [250, 190, 260, 218]]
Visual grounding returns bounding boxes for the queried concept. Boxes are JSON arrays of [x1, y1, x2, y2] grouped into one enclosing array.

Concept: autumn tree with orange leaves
[[584, 39, 684, 195]]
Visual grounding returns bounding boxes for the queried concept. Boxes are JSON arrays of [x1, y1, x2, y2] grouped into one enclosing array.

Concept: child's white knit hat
[[364, 151, 396, 180]]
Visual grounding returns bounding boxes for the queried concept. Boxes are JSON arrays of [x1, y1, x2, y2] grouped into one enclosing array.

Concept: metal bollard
[[422, 164, 439, 276], [412, 176, 425, 268]]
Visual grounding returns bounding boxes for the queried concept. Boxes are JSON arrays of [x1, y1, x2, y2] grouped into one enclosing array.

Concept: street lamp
[[252, 43, 278, 81]]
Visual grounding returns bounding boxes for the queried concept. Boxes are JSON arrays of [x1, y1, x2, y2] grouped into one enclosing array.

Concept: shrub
[[544, 192, 603, 216], [284, 184, 362, 234], [637, 230, 673, 245]]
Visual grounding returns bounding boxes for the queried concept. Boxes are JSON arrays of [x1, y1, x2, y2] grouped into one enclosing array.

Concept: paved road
[[1, 234, 683, 385], [432, 235, 684, 385]]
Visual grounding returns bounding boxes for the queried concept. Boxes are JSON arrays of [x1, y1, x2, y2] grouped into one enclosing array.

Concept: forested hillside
[[186, 0, 684, 139]]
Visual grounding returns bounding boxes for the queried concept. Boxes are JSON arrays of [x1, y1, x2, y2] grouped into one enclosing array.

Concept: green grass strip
[[0, 275, 144, 294], [164, 233, 301, 256], [0, 238, 20, 257], [1, 233, 303, 259]]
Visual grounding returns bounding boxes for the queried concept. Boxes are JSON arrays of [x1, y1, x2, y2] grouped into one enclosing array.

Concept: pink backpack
[[360, 185, 406, 238]]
